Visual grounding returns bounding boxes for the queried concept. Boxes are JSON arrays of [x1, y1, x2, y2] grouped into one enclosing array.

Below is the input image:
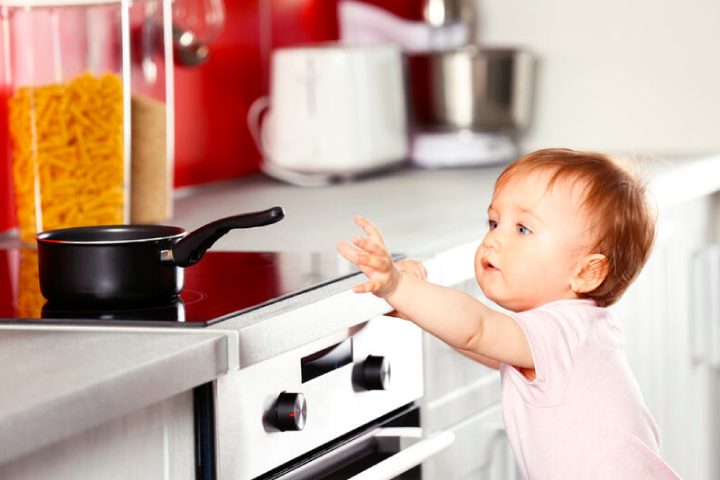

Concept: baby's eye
[[517, 224, 532, 235], [489, 219, 498, 230]]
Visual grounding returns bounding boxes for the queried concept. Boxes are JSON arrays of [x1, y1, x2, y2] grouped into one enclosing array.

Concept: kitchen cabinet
[[611, 192, 720, 480], [420, 243, 518, 480], [0, 391, 195, 480], [423, 404, 518, 480]]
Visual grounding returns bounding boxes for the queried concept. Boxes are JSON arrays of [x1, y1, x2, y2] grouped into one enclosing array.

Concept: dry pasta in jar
[[9, 71, 125, 244], [16, 248, 43, 316]]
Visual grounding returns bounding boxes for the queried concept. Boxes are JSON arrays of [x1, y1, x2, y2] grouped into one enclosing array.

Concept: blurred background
[[3, 0, 718, 235], [178, 0, 720, 182]]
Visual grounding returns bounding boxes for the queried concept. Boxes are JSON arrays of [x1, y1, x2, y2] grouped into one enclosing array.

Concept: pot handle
[[170, 206, 285, 267]]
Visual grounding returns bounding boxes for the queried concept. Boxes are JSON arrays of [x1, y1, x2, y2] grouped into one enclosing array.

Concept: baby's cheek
[[477, 277, 501, 306], [473, 260, 485, 286], [473, 246, 484, 273]]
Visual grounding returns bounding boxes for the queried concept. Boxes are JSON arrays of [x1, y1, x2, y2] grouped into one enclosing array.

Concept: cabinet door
[[421, 243, 511, 479], [659, 194, 720, 480], [611, 222, 673, 447], [422, 404, 518, 480], [613, 193, 720, 480], [0, 391, 196, 480], [422, 244, 501, 435]]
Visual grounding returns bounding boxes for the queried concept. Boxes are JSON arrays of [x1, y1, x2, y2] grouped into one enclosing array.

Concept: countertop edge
[[0, 329, 230, 465]]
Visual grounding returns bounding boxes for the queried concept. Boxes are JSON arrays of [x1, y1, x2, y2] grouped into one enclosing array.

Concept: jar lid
[[0, 0, 120, 6]]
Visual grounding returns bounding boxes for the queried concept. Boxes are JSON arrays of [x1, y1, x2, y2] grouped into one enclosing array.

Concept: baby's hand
[[337, 216, 401, 298]]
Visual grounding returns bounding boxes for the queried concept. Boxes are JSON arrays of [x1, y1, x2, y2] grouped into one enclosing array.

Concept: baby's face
[[474, 170, 594, 312]]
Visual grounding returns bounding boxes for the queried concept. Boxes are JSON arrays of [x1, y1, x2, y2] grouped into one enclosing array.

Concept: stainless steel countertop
[[1, 153, 719, 465]]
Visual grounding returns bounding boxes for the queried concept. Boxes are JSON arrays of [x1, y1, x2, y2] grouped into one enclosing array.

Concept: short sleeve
[[500, 308, 578, 406]]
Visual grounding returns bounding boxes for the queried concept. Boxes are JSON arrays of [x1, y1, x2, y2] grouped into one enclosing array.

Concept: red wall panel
[[0, 26, 15, 233], [0, 87, 14, 233], [173, 1, 264, 187], [173, 0, 341, 188]]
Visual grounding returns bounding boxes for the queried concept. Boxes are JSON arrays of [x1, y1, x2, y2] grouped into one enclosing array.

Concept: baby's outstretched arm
[[337, 216, 533, 369]]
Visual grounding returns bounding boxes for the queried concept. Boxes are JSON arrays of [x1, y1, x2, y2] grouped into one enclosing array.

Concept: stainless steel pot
[[406, 46, 535, 133]]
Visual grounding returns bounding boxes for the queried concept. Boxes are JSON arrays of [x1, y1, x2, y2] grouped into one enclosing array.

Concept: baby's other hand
[[396, 260, 427, 281], [336, 216, 401, 298], [386, 260, 426, 319]]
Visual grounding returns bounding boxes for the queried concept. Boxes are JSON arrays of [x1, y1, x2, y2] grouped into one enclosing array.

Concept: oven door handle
[[347, 428, 455, 480]]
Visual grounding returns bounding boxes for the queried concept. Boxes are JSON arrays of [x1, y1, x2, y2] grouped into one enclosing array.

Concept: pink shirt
[[500, 299, 681, 480]]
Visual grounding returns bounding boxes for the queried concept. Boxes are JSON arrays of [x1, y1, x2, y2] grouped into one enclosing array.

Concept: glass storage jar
[[0, 0, 174, 244]]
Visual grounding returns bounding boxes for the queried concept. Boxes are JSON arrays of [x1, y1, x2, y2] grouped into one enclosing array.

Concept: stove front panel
[[214, 316, 424, 480]]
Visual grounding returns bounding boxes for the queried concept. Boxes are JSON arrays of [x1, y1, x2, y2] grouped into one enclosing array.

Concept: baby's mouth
[[481, 258, 498, 271]]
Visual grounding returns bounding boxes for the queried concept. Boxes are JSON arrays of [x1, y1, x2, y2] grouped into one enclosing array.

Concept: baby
[[337, 148, 681, 479]]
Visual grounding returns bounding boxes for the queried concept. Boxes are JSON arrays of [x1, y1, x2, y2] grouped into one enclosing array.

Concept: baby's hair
[[496, 148, 657, 307]]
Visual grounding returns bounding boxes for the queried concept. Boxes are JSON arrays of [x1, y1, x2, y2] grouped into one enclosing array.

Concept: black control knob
[[275, 392, 307, 431], [363, 355, 391, 390]]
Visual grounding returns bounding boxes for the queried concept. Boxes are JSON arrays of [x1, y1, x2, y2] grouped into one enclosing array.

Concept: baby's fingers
[[352, 279, 380, 294], [354, 252, 392, 272], [337, 242, 380, 280], [337, 241, 362, 264], [338, 241, 388, 271], [352, 235, 390, 258], [354, 216, 385, 245]]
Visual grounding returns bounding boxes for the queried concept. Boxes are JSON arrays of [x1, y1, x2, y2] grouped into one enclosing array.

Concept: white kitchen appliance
[[248, 42, 408, 186], [410, 130, 518, 169], [338, 1, 534, 170]]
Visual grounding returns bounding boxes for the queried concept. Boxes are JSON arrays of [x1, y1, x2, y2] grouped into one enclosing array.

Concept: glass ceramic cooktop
[[0, 249, 367, 328]]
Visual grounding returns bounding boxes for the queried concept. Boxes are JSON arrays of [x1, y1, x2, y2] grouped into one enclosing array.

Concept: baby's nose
[[482, 229, 501, 251]]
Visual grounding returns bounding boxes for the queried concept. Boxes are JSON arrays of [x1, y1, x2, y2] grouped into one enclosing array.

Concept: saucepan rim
[[36, 225, 186, 245]]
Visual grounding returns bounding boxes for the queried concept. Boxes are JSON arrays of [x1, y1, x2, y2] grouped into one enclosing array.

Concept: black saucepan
[[35, 206, 284, 305]]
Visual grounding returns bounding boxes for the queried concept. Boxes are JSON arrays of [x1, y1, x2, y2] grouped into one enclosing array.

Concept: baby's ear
[[570, 254, 609, 294]]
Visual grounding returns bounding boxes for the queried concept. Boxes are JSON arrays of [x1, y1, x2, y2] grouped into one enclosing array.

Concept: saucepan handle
[[169, 206, 285, 267]]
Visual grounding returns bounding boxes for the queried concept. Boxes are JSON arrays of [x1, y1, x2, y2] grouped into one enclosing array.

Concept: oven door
[[268, 415, 454, 480], [246, 404, 454, 480]]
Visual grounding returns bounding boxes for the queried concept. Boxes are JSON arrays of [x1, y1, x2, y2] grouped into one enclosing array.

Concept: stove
[[0, 248, 362, 327], [0, 247, 450, 480]]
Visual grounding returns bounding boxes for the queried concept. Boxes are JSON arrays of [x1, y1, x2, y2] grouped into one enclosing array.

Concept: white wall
[[475, 0, 720, 156]]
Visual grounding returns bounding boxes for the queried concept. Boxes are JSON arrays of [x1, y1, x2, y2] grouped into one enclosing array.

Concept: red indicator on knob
[[275, 392, 307, 431]]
